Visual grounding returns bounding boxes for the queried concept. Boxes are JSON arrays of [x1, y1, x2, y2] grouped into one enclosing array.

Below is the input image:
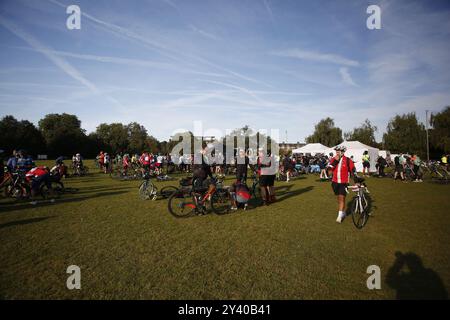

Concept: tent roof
[[336, 141, 379, 151], [292, 143, 329, 154]]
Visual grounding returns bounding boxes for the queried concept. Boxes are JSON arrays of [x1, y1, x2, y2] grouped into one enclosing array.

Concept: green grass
[[1, 160, 449, 299]]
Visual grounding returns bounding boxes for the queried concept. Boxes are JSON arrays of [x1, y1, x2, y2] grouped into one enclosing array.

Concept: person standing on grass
[[362, 150, 370, 176], [327, 145, 357, 223], [103, 152, 110, 174], [258, 149, 277, 205], [236, 149, 249, 184], [98, 151, 105, 172], [319, 154, 328, 180], [393, 155, 405, 181], [411, 154, 423, 182], [282, 154, 293, 182]]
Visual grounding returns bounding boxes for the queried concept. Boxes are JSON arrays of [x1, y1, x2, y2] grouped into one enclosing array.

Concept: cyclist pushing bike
[[328, 145, 359, 223]]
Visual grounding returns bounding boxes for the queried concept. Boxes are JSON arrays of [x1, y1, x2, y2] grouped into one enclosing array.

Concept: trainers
[[30, 201, 38, 205], [231, 206, 238, 211], [336, 212, 345, 223]]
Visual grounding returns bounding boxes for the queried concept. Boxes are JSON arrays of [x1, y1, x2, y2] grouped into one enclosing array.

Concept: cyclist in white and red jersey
[[140, 151, 151, 173], [328, 145, 357, 223]]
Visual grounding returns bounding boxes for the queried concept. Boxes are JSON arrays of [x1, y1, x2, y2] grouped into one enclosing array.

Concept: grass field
[[1, 160, 449, 299]]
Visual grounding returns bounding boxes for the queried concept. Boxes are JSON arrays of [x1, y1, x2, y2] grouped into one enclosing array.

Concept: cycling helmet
[[334, 145, 347, 152]]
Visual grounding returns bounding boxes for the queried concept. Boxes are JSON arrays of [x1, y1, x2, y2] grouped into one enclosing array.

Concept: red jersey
[[140, 153, 151, 165], [329, 155, 355, 184], [25, 166, 48, 181]]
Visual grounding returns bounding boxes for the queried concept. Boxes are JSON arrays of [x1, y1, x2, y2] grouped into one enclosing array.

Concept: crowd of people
[[1, 145, 449, 221]]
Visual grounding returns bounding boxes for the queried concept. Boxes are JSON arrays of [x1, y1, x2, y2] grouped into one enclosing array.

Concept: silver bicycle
[[347, 178, 371, 229]]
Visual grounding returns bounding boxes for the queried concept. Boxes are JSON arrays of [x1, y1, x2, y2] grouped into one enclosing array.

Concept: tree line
[[0, 106, 449, 159], [305, 106, 450, 159]]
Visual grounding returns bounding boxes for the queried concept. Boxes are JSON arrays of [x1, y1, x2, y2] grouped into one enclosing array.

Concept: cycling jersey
[[329, 155, 355, 184], [26, 166, 48, 180], [140, 153, 151, 165], [362, 154, 370, 162]]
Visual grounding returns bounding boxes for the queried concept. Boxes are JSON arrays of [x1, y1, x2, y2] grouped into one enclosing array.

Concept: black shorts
[[363, 161, 370, 168], [260, 175, 275, 187], [331, 182, 348, 196], [395, 165, 403, 173]]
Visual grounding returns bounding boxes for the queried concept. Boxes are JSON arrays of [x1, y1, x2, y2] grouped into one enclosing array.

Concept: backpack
[[235, 183, 251, 204]]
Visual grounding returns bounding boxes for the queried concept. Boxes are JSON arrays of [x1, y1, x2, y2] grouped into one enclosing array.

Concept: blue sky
[[1, 0, 449, 143]]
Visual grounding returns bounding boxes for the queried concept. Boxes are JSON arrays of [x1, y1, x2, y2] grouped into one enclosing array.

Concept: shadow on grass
[[276, 185, 314, 203], [0, 190, 129, 214], [0, 216, 55, 229], [386, 251, 448, 300]]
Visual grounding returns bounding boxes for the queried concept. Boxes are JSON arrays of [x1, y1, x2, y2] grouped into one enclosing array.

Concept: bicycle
[[138, 172, 178, 200], [167, 177, 231, 218], [347, 178, 371, 229]]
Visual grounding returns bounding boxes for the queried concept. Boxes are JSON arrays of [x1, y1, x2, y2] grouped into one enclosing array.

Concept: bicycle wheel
[[167, 190, 196, 218], [7, 185, 25, 200], [139, 181, 157, 200], [211, 188, 232, 215], [351, 197, 368, 229], [160, 186, 178, 199]]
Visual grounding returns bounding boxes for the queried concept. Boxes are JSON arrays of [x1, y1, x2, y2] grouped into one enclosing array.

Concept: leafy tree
[[382, 113, 426, 157], [0, 115, 46, 156], [95, 123, 129, 155], [344, 119, 378, 146], [38, 113, 87, 157], [127, 122, 148, 154], [306, 118, 343, 147], [430, 106, 450, 154]]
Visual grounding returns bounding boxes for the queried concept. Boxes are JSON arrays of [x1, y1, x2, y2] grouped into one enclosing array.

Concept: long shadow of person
[[386, 251, 448, 300]]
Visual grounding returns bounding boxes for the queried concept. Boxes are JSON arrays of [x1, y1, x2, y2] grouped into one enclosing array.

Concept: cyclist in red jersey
[[140, 151, 151, 173], [328, 145, 357, 223], [25, 166, 51, 204]]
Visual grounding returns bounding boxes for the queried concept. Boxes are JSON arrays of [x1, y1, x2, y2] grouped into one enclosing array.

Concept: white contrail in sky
[[0, 15, 123, 108]]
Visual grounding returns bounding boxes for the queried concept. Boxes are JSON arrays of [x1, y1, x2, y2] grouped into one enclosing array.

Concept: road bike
[[167, 177, 231, 218], [347, 178, 371, 229]]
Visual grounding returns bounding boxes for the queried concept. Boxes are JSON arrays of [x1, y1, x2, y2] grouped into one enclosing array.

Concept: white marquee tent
[[292, 143, 329, 156], [326, 141, 379, 173]]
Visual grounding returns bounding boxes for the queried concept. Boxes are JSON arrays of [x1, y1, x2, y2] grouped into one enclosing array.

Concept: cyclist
[[140, 151, 151, 173], [282, 154, 293, 182], [192, 147, 214, 191], [122, 153, 130, 175], [319, 155, 329, 180], [6, 150, 18, 172], [411, 154, 423, 182], [327, 145, 357, 223], [393, 155, 405, 181], [98, 151, 105, 172], [104, 152, 111, 173], [362, 150, 370, 176], [441, 154, 448, 171], [50, 156, 67, 178], [25, 166, 51, 205], [75, 153, 84, 170], [236, 149, 249, 184], [16, 150, 34, 173], [258, 148, 276, 205]]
